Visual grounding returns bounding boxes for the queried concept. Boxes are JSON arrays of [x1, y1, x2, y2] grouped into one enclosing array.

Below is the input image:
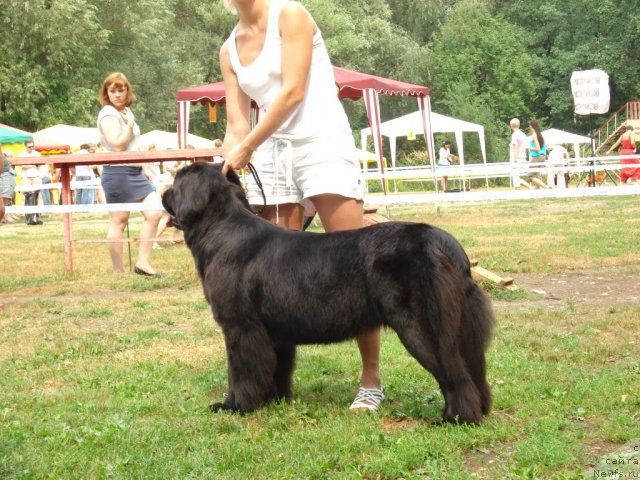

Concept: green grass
[[1, 197, 639, 479]]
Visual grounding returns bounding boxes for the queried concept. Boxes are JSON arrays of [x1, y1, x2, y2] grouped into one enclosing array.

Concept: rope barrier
[[365, 184, 640, 206], [14, 179, 173, 193], [73, 238, 181, 244], [5, 203, 165, 214]]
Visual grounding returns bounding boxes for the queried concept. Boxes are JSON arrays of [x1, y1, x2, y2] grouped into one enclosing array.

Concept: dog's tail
[[459, 275, 494, 415]]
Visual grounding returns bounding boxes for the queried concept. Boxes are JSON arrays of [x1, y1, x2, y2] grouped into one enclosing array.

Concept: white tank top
[[225, 0, 352, 141], [97, 105, 140, 152]]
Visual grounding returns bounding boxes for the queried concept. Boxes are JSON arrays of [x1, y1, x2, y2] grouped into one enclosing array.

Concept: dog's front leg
[[263, 345, 296, 404], [208, 361, 238, 412], [209, 324, 277, 413]]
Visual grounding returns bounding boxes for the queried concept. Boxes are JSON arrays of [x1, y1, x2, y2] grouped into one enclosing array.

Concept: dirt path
[[494, 267, 640, 309]]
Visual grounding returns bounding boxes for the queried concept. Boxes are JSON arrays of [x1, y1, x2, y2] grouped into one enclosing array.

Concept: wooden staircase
[[593, 101, 640, 155]]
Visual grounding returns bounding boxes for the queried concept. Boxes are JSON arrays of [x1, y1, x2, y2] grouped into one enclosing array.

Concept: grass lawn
[[1, 195, 639, 479]]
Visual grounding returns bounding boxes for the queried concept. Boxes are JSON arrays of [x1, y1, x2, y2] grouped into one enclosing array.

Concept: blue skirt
[[101, 166, 154, 204]]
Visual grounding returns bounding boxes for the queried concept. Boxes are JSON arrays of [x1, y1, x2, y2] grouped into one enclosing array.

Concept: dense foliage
[[1, 0, 638, 161]]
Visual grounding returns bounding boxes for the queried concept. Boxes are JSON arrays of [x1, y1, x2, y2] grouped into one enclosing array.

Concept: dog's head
[[162, 162, 250, 230]]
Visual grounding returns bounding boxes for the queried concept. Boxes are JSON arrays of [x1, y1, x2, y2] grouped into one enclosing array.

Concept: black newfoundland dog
[[162, 162, 494, 423]]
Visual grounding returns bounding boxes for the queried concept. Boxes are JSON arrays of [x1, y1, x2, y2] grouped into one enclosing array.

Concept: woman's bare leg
[[311, 194, 383, 401], [107, 211, 130, 272], [258, 203, 304, 230], [136, 192, 163, 273]]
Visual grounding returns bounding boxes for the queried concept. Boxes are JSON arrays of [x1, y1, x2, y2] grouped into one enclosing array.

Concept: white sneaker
[[349, 386, 384, 412]]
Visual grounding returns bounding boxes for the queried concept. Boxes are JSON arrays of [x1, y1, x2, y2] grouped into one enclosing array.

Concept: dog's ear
[[161, 188, 183, 230], [161, 188, 176, 217]]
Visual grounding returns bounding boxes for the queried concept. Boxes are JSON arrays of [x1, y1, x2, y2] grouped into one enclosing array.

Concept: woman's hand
[[100, 113, 134, 151], [119, 110, 135, 129], [222, 141, 255, 174]]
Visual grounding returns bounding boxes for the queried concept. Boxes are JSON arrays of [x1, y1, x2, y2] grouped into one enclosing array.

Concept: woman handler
[[220, 0, 383, 411]]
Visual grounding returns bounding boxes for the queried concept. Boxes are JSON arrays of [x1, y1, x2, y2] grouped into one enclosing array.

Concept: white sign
[[570, 69, 610, 115]]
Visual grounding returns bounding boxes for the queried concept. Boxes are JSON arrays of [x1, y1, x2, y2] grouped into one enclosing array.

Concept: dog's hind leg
[[431, 271, 485, 424], [437, 349, 483, 424], [392, 325, 457, 417], [459, 281, 494, 416], [210, 324, 277, 413], [391, 268, 485, 423], [397, 322, 483, 424]]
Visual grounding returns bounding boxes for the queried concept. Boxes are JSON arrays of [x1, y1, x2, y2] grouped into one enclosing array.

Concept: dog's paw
[[208, 401, 234, 412]]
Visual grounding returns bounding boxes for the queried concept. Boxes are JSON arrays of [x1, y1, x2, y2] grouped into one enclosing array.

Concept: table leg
[[60, 166, 73, 271]]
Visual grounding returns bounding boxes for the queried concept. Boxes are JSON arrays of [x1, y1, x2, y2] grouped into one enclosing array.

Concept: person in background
[[546, 143, 569, 188], [1, 148, 17, 223], [437, 140, 458, 192], [220, 0, 383, 411], [18, 139, 44, 225], [0, 142, 7, 223], [607, 125, 639, 184], [97, 72, 163, 277], [509, 118, 528, 188], [0, 144, 4, 314], [92, 144, 107, 205], [73, 143, 96, 205], [154, 148, 185, 249], [522, 119, 549, 189], [213, 138, 224, 163], [39, 163, 52, 206]]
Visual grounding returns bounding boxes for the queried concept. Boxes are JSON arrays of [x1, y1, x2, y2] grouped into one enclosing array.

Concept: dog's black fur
[[162, 162, 494, 423]]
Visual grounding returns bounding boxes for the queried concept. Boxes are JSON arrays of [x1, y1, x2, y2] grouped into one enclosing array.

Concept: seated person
[[546, 144, 569, 188]]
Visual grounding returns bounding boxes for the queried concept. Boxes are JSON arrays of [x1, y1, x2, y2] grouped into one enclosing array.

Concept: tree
[[89, 0, 207, 132], [428, 0, 538, 125], [496, 0, 640, 131], [0, 0, 109, 129], [387, 0, 461, 45], [442, 81, 508, 163], [2, 0, 637, 154]]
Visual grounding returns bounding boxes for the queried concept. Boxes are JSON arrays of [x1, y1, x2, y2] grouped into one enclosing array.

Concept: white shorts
[[245, 133, 365, 206]]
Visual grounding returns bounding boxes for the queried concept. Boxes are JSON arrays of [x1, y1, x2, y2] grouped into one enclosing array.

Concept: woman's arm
[[222, 2, 315, 172], [530, 135, 541, 153], [99, 112, 135, 152], [606, 137, 623, 154], [220, 41, 253, 169], [141, 163, 157, 182]]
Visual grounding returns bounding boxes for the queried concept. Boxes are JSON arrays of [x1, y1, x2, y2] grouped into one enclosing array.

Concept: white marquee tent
[[32, 126, 215, 152], [138, 130, 213, 150], [541, 128, 592, 159], [33, 124, 99, 149], [361, 111, 487, 169]]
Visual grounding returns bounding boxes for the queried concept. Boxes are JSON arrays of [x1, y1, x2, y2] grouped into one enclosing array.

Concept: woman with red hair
[[97, 72, 163, 276]]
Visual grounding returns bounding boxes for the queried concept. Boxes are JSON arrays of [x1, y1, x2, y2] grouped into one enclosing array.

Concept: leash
[[246, 162, 267, 215]]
